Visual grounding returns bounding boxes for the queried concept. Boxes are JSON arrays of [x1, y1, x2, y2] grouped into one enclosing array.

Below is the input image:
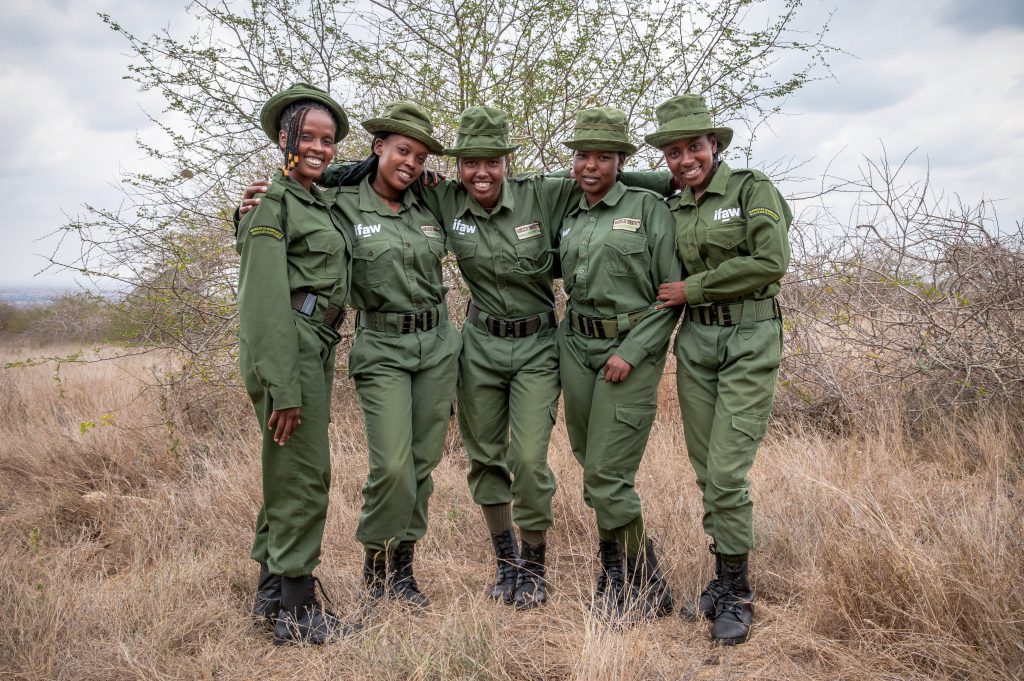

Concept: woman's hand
[[603, 354, 634, 383], [655, 281, 687, 309], [237, 179, 271, 218], [268, 406, 302, 446]]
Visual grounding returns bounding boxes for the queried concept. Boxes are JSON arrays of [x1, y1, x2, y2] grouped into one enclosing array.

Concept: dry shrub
[[1, 345, 1022, 680]]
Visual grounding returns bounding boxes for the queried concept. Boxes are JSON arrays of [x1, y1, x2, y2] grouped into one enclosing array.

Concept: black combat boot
[[388, 541, 430, 607], [363, 551, 387, 600], [681, 543, 727, 621], [592, 538, 624, 616], [711, 557, 754, 645], [488, 529, 520, 605], [513, 540, 548, 610], [252, 562, 282, 628], [273, 574, 355, 645], [618, 539, 673, 623]]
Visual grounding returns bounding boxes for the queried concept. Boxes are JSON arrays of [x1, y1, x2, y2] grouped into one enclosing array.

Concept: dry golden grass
[[1, 344, 1022, 680]]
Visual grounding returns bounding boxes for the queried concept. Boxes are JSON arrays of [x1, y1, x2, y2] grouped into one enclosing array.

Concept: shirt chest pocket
[[513, 234, 550, 277], [604, 232, 648, 278], [352, 241, 392, 289], [704, 223, 747, 261], [558, 234, 578, 290], [303, 230, 345, 284], [450, 234, 479, 260]]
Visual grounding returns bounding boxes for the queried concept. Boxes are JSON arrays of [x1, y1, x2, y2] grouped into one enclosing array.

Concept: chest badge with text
[[612, 218, 641, 232], [515, 222, 542, 240], [420, 224, 443, 239]]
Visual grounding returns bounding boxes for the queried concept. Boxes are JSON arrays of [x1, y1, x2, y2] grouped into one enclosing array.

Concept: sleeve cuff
[[685, 273, 707, 306], [268, 384, 302, 410], [615, 343, 648, 368]]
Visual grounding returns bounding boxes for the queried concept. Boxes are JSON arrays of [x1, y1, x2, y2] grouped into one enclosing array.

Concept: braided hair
[[278, 101, 336, 177]]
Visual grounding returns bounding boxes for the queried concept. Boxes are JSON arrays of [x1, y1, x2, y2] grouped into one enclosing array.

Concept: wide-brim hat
[[362, 101, 443, 154], [562, 107, 638, 155], [259, 82, 350, 143], [644, 94, 733, 150], [443, 106, 520, 157]]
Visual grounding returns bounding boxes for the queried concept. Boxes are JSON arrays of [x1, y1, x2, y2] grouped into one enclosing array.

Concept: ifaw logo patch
[[354, 223, 382, 238], [515, 223, 542, 240], [612, 218, 641, 232], [713, 207, 741, 222], [451, 218, 476, 235]]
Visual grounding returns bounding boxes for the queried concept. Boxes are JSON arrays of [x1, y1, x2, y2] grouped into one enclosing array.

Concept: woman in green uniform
[[649, 95, 791, 645], [329, 102, 460, 608], [237, 83, 353, 645], [557, 108, 683, 622]]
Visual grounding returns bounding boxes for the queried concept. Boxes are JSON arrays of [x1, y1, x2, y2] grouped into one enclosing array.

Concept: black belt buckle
[[719, 304, 733, 326], [514, 318, 528, 337], [400, 313, 415, 333]]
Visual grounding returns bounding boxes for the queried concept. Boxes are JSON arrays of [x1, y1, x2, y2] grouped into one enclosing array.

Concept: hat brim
[[443, 144, 520, 158], [260, 92, 350, 144], [562, 139, 638, 155], [362, 118, 444, 154], [645, 126, 733, 151]]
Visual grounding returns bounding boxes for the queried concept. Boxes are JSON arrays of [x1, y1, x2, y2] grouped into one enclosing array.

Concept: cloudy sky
[[1, 0, 1022, 287]]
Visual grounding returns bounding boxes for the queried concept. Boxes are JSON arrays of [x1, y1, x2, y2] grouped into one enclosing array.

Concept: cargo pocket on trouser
[[708, 411, 768, 555], [587, 403, 657, 529]]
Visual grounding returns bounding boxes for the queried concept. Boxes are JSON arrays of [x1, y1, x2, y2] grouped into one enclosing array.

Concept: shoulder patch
[[748, 207, 781, 222], [612, 217, 641, 232], [249, 225, 284, 240]]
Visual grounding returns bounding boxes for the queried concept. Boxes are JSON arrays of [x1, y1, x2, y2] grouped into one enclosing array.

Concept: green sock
[[520, 528, 546, 547], [720, 552, 748, 566], [615, 515, 647, 557], [481, 503, 513, 535]]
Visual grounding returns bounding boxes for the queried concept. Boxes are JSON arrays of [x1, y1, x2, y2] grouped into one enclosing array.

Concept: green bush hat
[[443, 106, 521, 157], [362, 101, 444, 154], [644, 94, 733, 151], [562, 107, 638, 155], [259, 82, 350, 143]]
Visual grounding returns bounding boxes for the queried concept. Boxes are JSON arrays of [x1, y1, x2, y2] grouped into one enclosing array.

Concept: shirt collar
[[673, 161, 732, 208], [457, 180, 515, 219], [275, 169, 322, 205], [358, 175, 419, 216], [568, 181, 627, 216]]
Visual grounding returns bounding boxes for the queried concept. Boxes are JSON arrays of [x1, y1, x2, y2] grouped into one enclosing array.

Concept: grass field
[[1, 344, 1021, 680]]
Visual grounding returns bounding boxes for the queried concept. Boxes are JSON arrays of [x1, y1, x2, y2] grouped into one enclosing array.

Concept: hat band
[[456, 126, 507, 135], [574, 122, 628, 132]]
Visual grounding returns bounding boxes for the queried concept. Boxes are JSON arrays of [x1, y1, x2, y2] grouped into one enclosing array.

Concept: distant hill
[[0, 287, 69, 308]]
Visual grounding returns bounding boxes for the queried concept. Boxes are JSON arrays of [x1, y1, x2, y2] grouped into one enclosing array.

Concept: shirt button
[[579, 269, 585, 274], [590, 218, 595, 222], [582, 240, 588, 245], [404, 242, 411, 247]]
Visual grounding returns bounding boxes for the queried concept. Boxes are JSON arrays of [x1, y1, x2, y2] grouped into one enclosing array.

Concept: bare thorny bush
[[781, 150, 1024, 428]]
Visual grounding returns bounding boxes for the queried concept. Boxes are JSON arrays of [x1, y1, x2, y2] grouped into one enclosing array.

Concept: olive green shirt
[[559, 182, 683, 367], [666, 162, 791, 305], [329, 176, 447, 313], [417, 176, 579, 318], [236, 171, 351, 409]]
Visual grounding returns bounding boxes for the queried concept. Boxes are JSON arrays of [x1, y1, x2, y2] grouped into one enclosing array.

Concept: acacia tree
[[48, 0, 834, 394]]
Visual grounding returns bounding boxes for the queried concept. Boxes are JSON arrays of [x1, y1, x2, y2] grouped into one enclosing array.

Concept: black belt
[[568, 308, 649, 339], [466, 301, 557, 338], [290, 291, 345, 331], [686, 298, 780, 326], [355, 302, 446, 334]]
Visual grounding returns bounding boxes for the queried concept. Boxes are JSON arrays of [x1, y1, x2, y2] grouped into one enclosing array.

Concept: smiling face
[[278, 108, 337, 191], [458, 156, 506, 209], [373, 134, 429, 197], [661, 133, 718, 196], [571, 150, 625, 205]]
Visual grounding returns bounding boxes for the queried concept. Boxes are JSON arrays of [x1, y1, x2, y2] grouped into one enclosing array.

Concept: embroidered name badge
[[420, 224, 443, 239], [249, 226, 284, 240], [749, 207, 780, 222], [515, 223, 542, 240], [713, 207, 742, 222], [354, 223, 382, 238], [612, 218, 641, 232]]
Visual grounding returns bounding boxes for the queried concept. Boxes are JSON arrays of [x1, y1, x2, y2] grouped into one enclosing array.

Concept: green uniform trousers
[[557, 321, 669, 532], [675, 313, 782, 556], [245, 315, 338, 577], [349, 320, 461, 553], [459, 321, 559, 531]]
